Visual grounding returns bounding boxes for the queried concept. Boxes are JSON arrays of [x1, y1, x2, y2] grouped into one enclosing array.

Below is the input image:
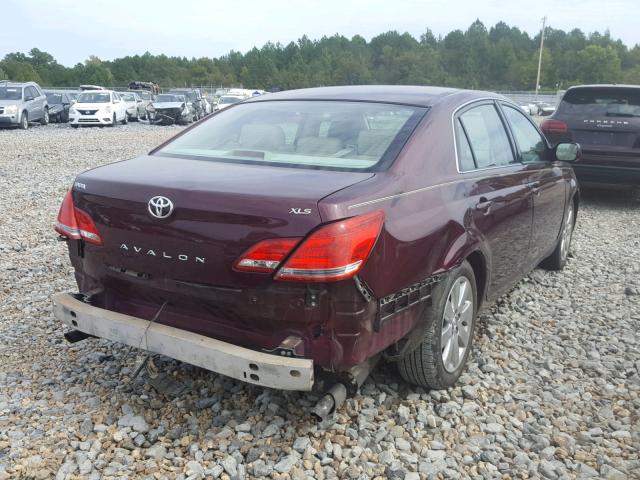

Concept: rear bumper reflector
[[52, 293, 315, 391]]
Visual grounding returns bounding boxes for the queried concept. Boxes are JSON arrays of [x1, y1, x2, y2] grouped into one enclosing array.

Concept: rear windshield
[[559, 87, 640, 118], [156, 100, 426, 171], [0, 87, 23, 100]]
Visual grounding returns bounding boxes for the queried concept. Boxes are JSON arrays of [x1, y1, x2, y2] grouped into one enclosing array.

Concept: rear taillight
[[234, 238, 301, 273], [54, 191, 103, 245], [540, 119, 568, 135], [276, 210, 384, 282]]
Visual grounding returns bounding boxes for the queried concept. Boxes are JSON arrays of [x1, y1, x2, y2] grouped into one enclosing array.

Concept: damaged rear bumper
[[52, 292, 315, 391]]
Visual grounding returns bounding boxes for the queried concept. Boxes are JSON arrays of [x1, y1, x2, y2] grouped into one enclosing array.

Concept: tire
[[398, 260, 478, 389], [122, 112, 128, 125], [540, 201, 575, 271], [108, 113, 116, 127], [71, 124, 78, 129], [40, 108, 49, 125], [20, 111, 29, 130]]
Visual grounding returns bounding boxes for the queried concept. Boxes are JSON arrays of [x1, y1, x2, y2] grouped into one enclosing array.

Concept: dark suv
[[541, 85, 640, 184]]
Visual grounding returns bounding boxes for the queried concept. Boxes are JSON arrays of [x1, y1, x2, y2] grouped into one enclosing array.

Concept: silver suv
[[0, 81, 49, 129]]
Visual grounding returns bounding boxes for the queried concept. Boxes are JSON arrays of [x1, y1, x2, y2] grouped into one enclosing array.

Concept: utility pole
[[535, 16, 547, 99]]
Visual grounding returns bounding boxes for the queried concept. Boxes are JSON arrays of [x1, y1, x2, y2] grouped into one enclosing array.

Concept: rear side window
[[459, 104, 514, 169], [559, 87, 640, 118], [502, 106, 546, 163]]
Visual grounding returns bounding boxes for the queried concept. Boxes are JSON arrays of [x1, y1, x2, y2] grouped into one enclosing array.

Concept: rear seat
[[239, 124, 285, 150], [295, 136, 343, 155], [357, 130, 395, 157]]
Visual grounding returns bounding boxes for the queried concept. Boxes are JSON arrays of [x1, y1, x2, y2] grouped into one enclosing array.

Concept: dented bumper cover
[[52, 292, 315, 391]]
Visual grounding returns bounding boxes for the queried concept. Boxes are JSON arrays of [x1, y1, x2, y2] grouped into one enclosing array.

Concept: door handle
[[475, 197, 492, 215], [530, 181, 541, 195]]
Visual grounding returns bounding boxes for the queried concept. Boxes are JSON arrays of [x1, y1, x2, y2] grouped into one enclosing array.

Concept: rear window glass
[[559, 88, 640, 118], [157, 101, 427, 171]]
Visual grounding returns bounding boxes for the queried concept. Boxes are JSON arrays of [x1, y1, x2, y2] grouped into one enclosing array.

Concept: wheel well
[[466, 251, 487, 307]]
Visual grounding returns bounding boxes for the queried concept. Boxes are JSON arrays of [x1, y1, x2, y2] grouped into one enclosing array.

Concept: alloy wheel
[[441, 276, 474, 373], [560, 203, 574, 261]]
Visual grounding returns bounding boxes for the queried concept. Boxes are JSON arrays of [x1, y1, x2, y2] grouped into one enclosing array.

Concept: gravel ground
[[0, 123, 639, 480]]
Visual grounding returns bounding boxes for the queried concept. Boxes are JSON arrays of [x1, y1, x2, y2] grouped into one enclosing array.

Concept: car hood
[[0, 99, 22, 107], [74, 103, 110, 109], [153, 102, 184, 109]]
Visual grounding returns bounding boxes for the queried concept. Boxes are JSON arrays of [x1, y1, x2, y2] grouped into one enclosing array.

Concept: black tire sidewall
[[431, 262, 478, 386], [21, 112, 28, 130]]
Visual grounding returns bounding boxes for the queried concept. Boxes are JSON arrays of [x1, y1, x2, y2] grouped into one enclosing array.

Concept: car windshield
[[157, 100, 426, 171], [46, 93, 63, 104], [77, 92, 110, 103], [157, 94, 182, 102], [120, 93, 135, 101], [220, 96, 242, 104], [0, 87, 23, 100], [559, 87, 640, 117]]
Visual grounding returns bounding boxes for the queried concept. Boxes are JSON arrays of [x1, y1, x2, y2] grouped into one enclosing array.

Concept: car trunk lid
[[73, 155, 374, 288]]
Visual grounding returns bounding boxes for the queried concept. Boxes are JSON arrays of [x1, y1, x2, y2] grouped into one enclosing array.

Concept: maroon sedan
[[53, 86, 580, 413]]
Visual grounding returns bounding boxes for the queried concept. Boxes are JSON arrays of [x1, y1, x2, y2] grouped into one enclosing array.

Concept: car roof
[[567, 84, 640, 90], [245, 85, 498, 108]]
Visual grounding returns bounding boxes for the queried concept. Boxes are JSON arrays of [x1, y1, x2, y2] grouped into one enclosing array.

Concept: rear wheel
[[398, 261, 477, 389], [540, 202, 575, 271], [40, 108, 49, 125], [20, 111, 28, 130]]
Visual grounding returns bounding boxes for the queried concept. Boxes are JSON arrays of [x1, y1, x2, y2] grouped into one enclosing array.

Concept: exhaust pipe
[[312, 383, 348, 420], [311, 355, 380, 420], [64, 330, 94, 343]]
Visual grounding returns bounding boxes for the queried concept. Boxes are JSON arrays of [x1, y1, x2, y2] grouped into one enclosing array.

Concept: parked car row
[[520, 101, 557, 116], [0, 81, 222, 129]]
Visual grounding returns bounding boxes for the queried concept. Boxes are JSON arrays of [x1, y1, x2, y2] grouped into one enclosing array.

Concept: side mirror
[[25, 95, 34, 102], [555, 142, 581, 162]]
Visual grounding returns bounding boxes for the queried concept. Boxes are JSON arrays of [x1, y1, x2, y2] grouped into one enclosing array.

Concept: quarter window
[[455, 119, 476, 172], [502, 106, 546, 163], [459, 104, 514, 169]]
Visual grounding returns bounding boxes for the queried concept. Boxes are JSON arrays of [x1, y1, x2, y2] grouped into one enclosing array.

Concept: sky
[[2, 0, 638, 66]]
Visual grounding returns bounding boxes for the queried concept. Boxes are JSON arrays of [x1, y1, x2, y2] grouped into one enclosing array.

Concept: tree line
[[1, 20, 639, 91]]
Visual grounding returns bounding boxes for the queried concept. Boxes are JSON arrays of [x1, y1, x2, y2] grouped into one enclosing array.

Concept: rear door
[[501, 103, 566, 265], [25, 87, 39, 119], [456, 102, 533, 297]]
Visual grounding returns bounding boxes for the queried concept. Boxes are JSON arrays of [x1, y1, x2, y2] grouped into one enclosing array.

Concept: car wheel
[[122, 113, 128, 125], [20, 111, 29, 130], [540, 201, 575, 271], [71, 124, 78, 129], [398, 260, 478, 389], [40, 108, 49, 125], [108, 113, 116, 127]]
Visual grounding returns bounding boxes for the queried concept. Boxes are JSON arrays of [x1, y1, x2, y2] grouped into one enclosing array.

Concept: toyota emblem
[[148, 196, 174, 219]]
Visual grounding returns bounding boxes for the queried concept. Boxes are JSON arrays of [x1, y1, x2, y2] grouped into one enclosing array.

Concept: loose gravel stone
[[0, 124, 638, 479]]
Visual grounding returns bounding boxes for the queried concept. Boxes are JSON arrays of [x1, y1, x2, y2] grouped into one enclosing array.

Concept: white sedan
[[69, 90, 128, 127]]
